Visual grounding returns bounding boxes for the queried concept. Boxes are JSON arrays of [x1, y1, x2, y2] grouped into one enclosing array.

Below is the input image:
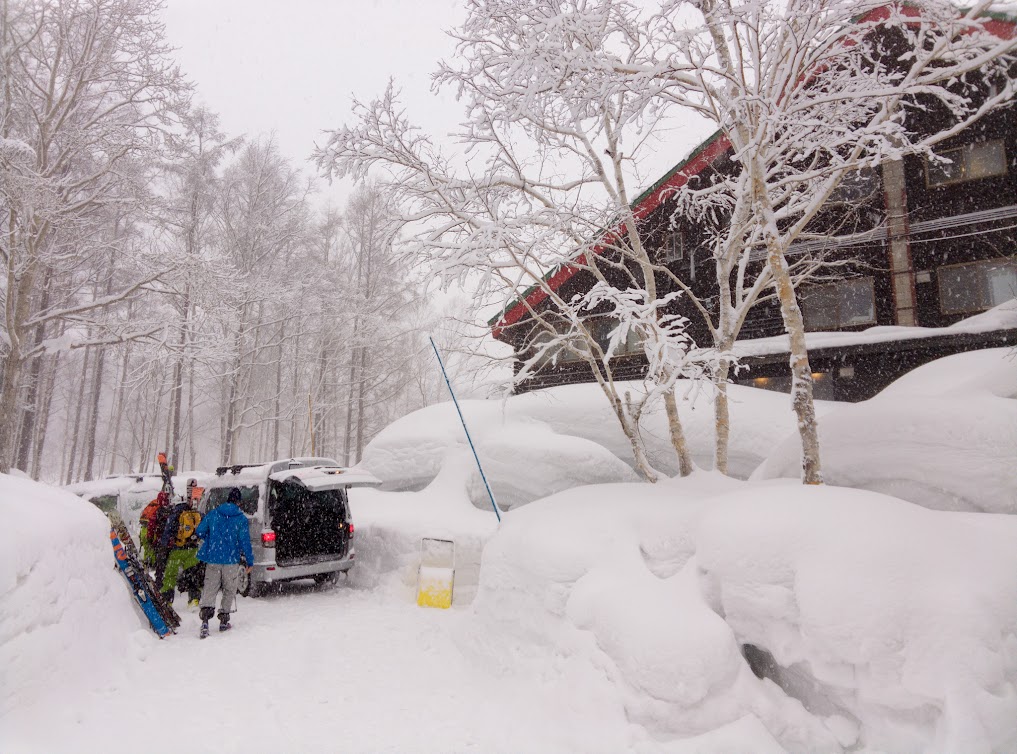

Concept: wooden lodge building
[[491, 25, 1017, 402]]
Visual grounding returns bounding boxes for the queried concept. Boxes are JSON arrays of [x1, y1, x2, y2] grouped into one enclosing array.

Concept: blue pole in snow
[[429, 336, 501, 522]]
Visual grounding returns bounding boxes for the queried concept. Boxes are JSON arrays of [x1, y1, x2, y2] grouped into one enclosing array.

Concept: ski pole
[[429, 336, 500, 522]]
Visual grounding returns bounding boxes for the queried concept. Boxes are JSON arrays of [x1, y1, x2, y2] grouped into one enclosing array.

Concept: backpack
[[140, 500, 160, 528], [175, 509, 202, 548], [151, 505, 171, 546]]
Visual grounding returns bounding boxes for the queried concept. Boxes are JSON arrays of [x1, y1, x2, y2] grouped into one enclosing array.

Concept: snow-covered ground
[[3, 347, 1015, 753], [754, 347, 1017, 513], [360, 379, 838, 506]]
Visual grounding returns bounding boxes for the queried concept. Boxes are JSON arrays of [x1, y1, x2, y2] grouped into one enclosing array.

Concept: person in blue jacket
[[195, 487, 254, 638]]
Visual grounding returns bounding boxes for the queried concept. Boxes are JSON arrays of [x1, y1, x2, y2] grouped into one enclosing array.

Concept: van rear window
[[205, 486, 258, 515]]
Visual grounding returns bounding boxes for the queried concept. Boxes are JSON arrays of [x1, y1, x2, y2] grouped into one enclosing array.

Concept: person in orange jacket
[[139, 491, 170, 569]]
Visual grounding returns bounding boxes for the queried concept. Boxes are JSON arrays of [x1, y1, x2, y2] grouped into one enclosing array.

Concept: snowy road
[[7, 578, 627, 754]]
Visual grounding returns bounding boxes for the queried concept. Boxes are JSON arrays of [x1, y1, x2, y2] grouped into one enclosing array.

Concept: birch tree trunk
[[31, 349, 61, 480], [64, 348, 91, 485], [14, 266, 53, 471], [107, 343, 131, 476], [753, 161, 822, 484], [663, 391, 694, 477], [82, 341, 107, 481]]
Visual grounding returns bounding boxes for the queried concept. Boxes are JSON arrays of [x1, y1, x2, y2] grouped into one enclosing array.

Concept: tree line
[[0, 0, 466, 481]]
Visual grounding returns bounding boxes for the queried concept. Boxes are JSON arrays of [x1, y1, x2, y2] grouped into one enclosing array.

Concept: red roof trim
[[492, 133, 732, 338], [491, 6, 1014, 339]]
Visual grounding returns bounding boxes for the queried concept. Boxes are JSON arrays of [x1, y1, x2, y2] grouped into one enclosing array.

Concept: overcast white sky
[[158, 0, 715, 346], [160, 0, 713, 208], [161, 0, 467, 203]]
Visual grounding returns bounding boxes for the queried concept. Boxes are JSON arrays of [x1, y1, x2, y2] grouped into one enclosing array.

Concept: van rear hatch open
[[267, 467, 381, 567]]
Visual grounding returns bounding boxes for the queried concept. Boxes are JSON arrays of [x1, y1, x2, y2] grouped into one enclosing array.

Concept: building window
[[938, 257, 1017, 315], [529, 315, 645, 367], [926, 140, 1007, 186], [662, 230, 685, 264], [592, 319, 641, 356], [559, 318, 642, 361], [801, 277, 876, 331], [828, 167, 881, 203], [527, 327, 558, 369]]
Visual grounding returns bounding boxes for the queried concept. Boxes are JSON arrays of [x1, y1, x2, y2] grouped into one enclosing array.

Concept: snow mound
[[466, 477, 1017, 752], [753, 349, 1017, 513], [876, 346, 1017, 399], [697, 484, 1017, 753], [0, 473, 144, 733], [361, 380, 833, 507], [464, 420, 639, 509], [349, 452, 499, 603], [462, 475, 843, 752]]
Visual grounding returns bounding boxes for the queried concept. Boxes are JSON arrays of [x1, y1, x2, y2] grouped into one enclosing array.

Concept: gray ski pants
[[199, 563, 242, 616]]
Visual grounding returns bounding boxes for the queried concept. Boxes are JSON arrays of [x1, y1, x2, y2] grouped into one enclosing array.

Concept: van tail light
[[347, 522, 354, 539], [261, 530, 276, 547]]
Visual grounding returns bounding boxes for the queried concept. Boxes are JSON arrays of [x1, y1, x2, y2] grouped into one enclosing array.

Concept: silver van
[[199, 458, 381, 597]]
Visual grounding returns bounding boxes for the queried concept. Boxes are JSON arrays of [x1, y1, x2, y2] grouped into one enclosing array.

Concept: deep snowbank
[[0, 473, 144, 733], [349, 453, 499, 603], [754, 348, 1017, 513], [361, 380, 831, 507], [464, 476, 1017, 752], [697, 484, 1017, 753]]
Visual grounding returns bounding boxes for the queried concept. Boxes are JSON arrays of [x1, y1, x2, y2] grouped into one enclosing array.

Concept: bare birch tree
[[0, 0, 189, 472], [614, 0, 1017, 482], [314, 4, 716, 480]]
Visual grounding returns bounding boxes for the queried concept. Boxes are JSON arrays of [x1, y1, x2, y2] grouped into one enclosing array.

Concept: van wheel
[[239, 569, 266, 598], [314, 572, 339, 587], [248, 582, 267, 598]]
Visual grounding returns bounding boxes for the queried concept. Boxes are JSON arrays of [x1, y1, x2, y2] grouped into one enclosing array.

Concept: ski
[[157, 451, 174, 499], [109, 513, 181, 634]]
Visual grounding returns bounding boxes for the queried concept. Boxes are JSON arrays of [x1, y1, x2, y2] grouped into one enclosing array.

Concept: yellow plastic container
[[416, 538, 455, 609], [416, 566, 454, 609]]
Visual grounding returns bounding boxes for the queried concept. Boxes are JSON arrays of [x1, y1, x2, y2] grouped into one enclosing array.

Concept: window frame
[[662, 229, 685, 264], [937, 256, 1017, 315], [801, 276, 877, 332], [925, 139, 1008, 188], [203, 484, 259, 516]]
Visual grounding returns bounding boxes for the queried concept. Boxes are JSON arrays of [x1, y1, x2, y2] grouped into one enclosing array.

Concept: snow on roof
[[732, 298, 1017, 359], [269, 466, 382, 491]]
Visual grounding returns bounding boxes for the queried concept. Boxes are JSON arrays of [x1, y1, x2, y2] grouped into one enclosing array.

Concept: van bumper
[[253, 554, 354, 584]]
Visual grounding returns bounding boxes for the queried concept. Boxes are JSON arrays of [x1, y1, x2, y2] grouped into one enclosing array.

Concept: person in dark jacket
[[195, 488, 254, 638], [157, 496, 202, 606], [151, 493, 174, 584]]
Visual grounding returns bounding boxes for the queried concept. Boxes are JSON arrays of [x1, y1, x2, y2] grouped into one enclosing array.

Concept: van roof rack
[[214, 463, 265, 477]]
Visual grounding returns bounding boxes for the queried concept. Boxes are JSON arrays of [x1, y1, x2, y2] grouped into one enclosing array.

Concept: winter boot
[[199, 620, 209, 639], [218, 611, 231, 632], [161, 589, 175, 606]]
